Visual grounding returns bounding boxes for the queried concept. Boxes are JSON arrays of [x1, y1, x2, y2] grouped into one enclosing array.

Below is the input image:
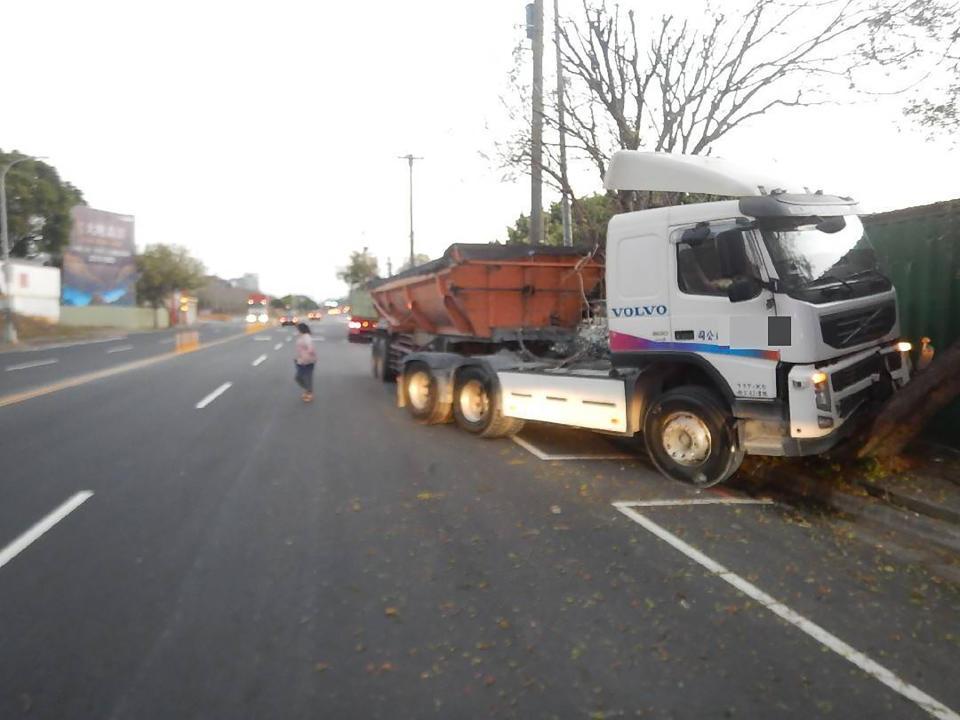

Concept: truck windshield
[[760, 215, 891, 302]]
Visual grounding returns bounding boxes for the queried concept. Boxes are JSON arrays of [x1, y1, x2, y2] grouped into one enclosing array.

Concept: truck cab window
[[677, 233, 733, 296]]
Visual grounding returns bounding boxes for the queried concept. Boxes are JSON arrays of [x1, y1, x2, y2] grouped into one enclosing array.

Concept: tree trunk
[[856, 339, 960, 459]]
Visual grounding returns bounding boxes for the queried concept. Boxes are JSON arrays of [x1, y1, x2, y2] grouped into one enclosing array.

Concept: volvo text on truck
[[368, 152, 913, 487]]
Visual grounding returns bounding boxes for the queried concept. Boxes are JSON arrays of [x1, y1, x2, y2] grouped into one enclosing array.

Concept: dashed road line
[[195, 382, 233, 409], [253, 336, 271, 342], [158, 338, 175, 345], [274, 343, 283, 351], [5, 358, 59, 372], [106, 345, 134, 354], [0, 491, 94, 571], [511, 434, 633, 461], [613, 502, 959, 720], [252, 354, 267, 367]]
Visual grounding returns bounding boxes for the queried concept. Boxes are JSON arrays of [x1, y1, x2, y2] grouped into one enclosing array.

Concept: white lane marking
[[0, 491, 94, 570], [511, 434, 633, 461], [286, 337, 293, 343], [253, 336, 271, 342], [317, 336, 326, 342], [195, 382, 233, 409], [613, 503, 959, 720], [614, 498, 774, 508], [5, 358, 59, 372], [158, 338, 175, 345], [273, 343, 283, 351], [252, 354, 267, 367], [106, 344, 134, 354]]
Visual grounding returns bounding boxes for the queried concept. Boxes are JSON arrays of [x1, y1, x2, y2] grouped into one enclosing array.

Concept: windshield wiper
[[808, 273, 855, 294], [843, 268, 888, 283]]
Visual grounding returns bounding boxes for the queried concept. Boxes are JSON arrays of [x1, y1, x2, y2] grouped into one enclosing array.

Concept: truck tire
[[372, 336, 396, 382], [452, 366, 524, 438], [642, 385, 744, 487], [403, 362, 451, 424]]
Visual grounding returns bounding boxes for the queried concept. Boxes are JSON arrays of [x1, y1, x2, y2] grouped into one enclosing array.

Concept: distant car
[[308, 311, 323, 320], [326, 307, 341, 316], [280, 315, 299, 327], [347, 316, 377, 342]]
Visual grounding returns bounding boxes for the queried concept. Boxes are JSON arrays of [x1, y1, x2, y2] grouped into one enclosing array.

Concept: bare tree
[[860, 0, 959, 136], [500, 0, 927, 217]]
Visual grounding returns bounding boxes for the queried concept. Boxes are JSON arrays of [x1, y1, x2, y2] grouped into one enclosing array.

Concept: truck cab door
[[668, 219, 780, 400]]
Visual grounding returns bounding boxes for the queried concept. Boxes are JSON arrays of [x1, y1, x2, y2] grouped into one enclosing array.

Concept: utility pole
[[527, 1, 544, 245], [386, 257, 393, 277], [554, 0, 572, 247], [1, 155, 43, 344], [398, 154, 422, 268]]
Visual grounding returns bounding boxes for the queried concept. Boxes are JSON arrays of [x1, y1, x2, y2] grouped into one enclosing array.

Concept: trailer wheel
[[642, 385, 743, 487], [453, 366, 524, 438], [372, 336, 396, 382], [403, 362, 451, 424]]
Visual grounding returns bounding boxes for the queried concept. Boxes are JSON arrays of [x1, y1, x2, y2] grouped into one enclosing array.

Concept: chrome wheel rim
[[661, 412, 711, 466], [407, 370, 432, 410], [459, 379, 489, 423]]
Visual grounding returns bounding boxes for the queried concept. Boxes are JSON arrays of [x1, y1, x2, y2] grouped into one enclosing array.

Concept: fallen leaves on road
[[416, 491, 445, 500], [384, 606, 399, 618]]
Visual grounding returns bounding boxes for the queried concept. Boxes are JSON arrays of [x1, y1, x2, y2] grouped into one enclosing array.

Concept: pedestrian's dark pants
[[295, 362, 314, 392]]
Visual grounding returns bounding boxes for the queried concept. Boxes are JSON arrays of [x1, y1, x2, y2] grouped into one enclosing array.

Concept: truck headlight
[[896, 341, 912, 353], [812, 371, 831, 412], [258, 313, 268, 322], [246, 313, 256, 323]]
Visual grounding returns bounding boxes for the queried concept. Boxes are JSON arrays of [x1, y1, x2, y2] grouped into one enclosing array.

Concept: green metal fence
[[864, 199, 960, 444]]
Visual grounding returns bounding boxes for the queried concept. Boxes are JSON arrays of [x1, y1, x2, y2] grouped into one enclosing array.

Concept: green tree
[[0, 150, 85, 260], [505, 193, 618, 247], [337, 248, 379, 287], [136, 244, 206, 320]]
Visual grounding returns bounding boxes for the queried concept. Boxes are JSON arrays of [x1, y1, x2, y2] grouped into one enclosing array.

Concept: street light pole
[[1, 155, 39, 344], [398, 154, 422, 268]]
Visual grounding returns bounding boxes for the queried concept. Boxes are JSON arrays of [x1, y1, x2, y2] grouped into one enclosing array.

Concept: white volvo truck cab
[[595, 151, 911, 482]]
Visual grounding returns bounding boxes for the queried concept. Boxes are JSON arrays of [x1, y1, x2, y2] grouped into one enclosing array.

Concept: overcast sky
[[4, 0, 958, 301]]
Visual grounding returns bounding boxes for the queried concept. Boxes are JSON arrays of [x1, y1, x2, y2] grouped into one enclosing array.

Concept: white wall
[[0, 262, 61, 321]]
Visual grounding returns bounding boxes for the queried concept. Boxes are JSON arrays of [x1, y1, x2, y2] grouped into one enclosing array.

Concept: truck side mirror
[[727, 275, 762, 303], [680, 222, 712, 246]]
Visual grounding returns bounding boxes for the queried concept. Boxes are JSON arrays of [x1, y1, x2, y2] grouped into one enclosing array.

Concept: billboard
[[62, 206, 136, 306]]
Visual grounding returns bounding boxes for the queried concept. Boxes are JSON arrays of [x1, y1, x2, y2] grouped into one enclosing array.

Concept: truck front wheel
[[453, 366, 524, 438], [642, 385, 743, 487]]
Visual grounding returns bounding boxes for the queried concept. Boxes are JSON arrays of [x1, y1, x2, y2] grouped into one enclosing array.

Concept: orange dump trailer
[[369, 244, 602, 341]]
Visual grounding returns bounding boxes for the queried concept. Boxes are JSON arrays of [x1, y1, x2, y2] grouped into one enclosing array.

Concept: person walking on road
[[294, 322, 317, 402]]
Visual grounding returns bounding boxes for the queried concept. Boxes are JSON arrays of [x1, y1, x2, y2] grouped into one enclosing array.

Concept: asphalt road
[[0, 322, 248, 397], [0, 318, 956, 719]]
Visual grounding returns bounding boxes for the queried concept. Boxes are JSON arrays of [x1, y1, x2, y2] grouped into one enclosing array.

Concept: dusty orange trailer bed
[[369, 244, 603, 340]]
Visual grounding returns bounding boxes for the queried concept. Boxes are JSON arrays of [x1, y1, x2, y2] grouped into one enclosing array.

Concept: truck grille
[[830, 354, 882, 393], [820, 301, 896, 349], [837, 385, 873, 418]]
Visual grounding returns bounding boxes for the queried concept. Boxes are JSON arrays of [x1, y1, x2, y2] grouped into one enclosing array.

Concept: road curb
[[744, 465, 960, 556]]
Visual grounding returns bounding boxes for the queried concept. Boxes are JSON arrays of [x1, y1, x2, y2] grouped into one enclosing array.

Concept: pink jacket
[[295, 334, 317, 365]]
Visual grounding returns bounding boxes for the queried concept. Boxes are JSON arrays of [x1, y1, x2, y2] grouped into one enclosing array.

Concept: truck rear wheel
[[372, 336, 396, 382], [642, 385, 743, 487], [403, 362, 451, 424], [453, 366, 524, 438]]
